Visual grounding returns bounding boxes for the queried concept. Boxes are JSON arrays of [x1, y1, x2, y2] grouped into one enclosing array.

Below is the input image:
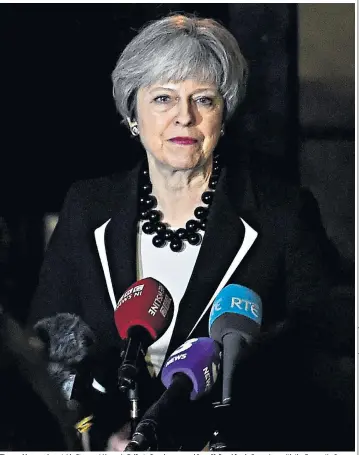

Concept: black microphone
[[34, 313, 97, 443], [34, 313, 133, 450], [0, 307, 81, 450], [208, 284, 263, 450], [34, 313, 95, 392]]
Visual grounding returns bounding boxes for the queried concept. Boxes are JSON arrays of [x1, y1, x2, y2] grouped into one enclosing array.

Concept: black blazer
[[28, 152, 341, 450]]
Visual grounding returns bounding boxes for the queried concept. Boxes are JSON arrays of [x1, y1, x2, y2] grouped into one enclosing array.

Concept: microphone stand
[[118, 327, 150, 437], [209, 402, 230, 451], [128, 384, 140, 435], [118, 361, 140, 437]]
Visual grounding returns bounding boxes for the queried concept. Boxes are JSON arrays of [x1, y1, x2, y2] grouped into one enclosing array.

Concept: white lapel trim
[[94, 218, 117, 310], [187, 217, 258, 339]]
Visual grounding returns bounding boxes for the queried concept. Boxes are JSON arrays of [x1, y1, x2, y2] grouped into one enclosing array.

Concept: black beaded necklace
[[138, 155, 221, 252]]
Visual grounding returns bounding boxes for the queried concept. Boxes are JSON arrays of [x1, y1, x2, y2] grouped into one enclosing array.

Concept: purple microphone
[[161, 337, 221, 400], [125, 337, 221, 451]]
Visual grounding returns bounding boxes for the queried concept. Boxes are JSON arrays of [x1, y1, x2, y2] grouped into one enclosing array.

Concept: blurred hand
[[106, 421, 131, 451]]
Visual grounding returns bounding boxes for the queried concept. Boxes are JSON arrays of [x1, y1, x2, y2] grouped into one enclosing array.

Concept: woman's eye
[[153, 95, 171, 103], [195, 96, 214, 106]]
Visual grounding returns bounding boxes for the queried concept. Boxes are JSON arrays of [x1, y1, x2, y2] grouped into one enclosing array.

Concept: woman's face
[[134, 79, 224, 170]]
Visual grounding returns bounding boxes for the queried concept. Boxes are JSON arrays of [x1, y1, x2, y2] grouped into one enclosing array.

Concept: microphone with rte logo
[[208, 283, 263, 450]]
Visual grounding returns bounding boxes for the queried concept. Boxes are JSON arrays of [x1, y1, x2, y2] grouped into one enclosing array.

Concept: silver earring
[[127, 116, 139, 137], [220, 126, 225, 136], [130, 124, 139, 136]]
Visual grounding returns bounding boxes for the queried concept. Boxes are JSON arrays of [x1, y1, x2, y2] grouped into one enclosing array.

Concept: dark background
[[0, 3, 355, 337]]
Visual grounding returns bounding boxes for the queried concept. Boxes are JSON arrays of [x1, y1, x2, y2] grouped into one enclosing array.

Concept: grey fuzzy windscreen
[[34, 313, 95, 365]]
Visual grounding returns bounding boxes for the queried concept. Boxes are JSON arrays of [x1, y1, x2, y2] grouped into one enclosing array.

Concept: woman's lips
[[169, 137, 198, 145]]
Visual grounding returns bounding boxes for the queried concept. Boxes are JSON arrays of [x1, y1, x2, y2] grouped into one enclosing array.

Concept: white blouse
[[136, 221, 201, 377]]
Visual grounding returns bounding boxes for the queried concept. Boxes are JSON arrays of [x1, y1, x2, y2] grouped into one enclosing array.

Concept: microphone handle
[[118, 326, 152, 391], [222, 331, 247, 404], [125, 372, 193, 451], [153, 372, 193, 419]]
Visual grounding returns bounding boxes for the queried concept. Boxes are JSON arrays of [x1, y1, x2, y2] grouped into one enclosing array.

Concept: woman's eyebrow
[[191, 88, 218, 94], [148, 86, 218, 95], [148, 86, 176, 93]]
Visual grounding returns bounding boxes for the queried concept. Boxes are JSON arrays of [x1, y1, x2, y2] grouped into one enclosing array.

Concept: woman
[[28, 13, 336, 450]]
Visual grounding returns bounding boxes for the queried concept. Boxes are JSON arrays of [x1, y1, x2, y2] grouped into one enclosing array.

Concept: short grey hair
[[111, 14, 248, 126]]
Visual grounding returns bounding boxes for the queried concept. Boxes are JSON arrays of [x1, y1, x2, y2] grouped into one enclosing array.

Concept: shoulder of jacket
[[65, 160, 142, 205], [59, 164, 140, 226], [247, 152, 312, 211], [67, 170, 128, 198]]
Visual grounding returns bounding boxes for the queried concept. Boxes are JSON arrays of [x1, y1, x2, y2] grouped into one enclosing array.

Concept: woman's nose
[[174, 99, 195, 126]]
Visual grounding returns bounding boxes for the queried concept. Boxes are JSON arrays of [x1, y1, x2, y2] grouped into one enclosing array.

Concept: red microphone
[[114, 277, 174, 391]]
